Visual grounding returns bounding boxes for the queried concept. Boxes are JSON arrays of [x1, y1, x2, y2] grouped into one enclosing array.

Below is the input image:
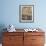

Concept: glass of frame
[[19, 5, 34, 23]]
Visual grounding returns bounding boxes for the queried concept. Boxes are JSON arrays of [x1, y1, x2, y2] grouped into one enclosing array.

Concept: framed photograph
[[19, 5, 34, 23]]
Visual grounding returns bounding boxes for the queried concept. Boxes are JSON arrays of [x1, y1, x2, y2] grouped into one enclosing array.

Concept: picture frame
[[19, 5, 34, 23]]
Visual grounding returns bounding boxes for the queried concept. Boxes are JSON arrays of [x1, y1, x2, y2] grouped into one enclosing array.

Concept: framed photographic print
[[19, 5, 34, 23]]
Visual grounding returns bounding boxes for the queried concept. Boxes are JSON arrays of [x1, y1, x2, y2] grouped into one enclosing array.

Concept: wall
[[0, 0, 46, 29]]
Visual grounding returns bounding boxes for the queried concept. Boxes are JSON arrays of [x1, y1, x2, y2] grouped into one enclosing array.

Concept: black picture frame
[[19, 5, 34, 23]]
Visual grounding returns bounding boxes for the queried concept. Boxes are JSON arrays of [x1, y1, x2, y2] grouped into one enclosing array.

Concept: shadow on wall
[[0, 24, 7, 43]]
